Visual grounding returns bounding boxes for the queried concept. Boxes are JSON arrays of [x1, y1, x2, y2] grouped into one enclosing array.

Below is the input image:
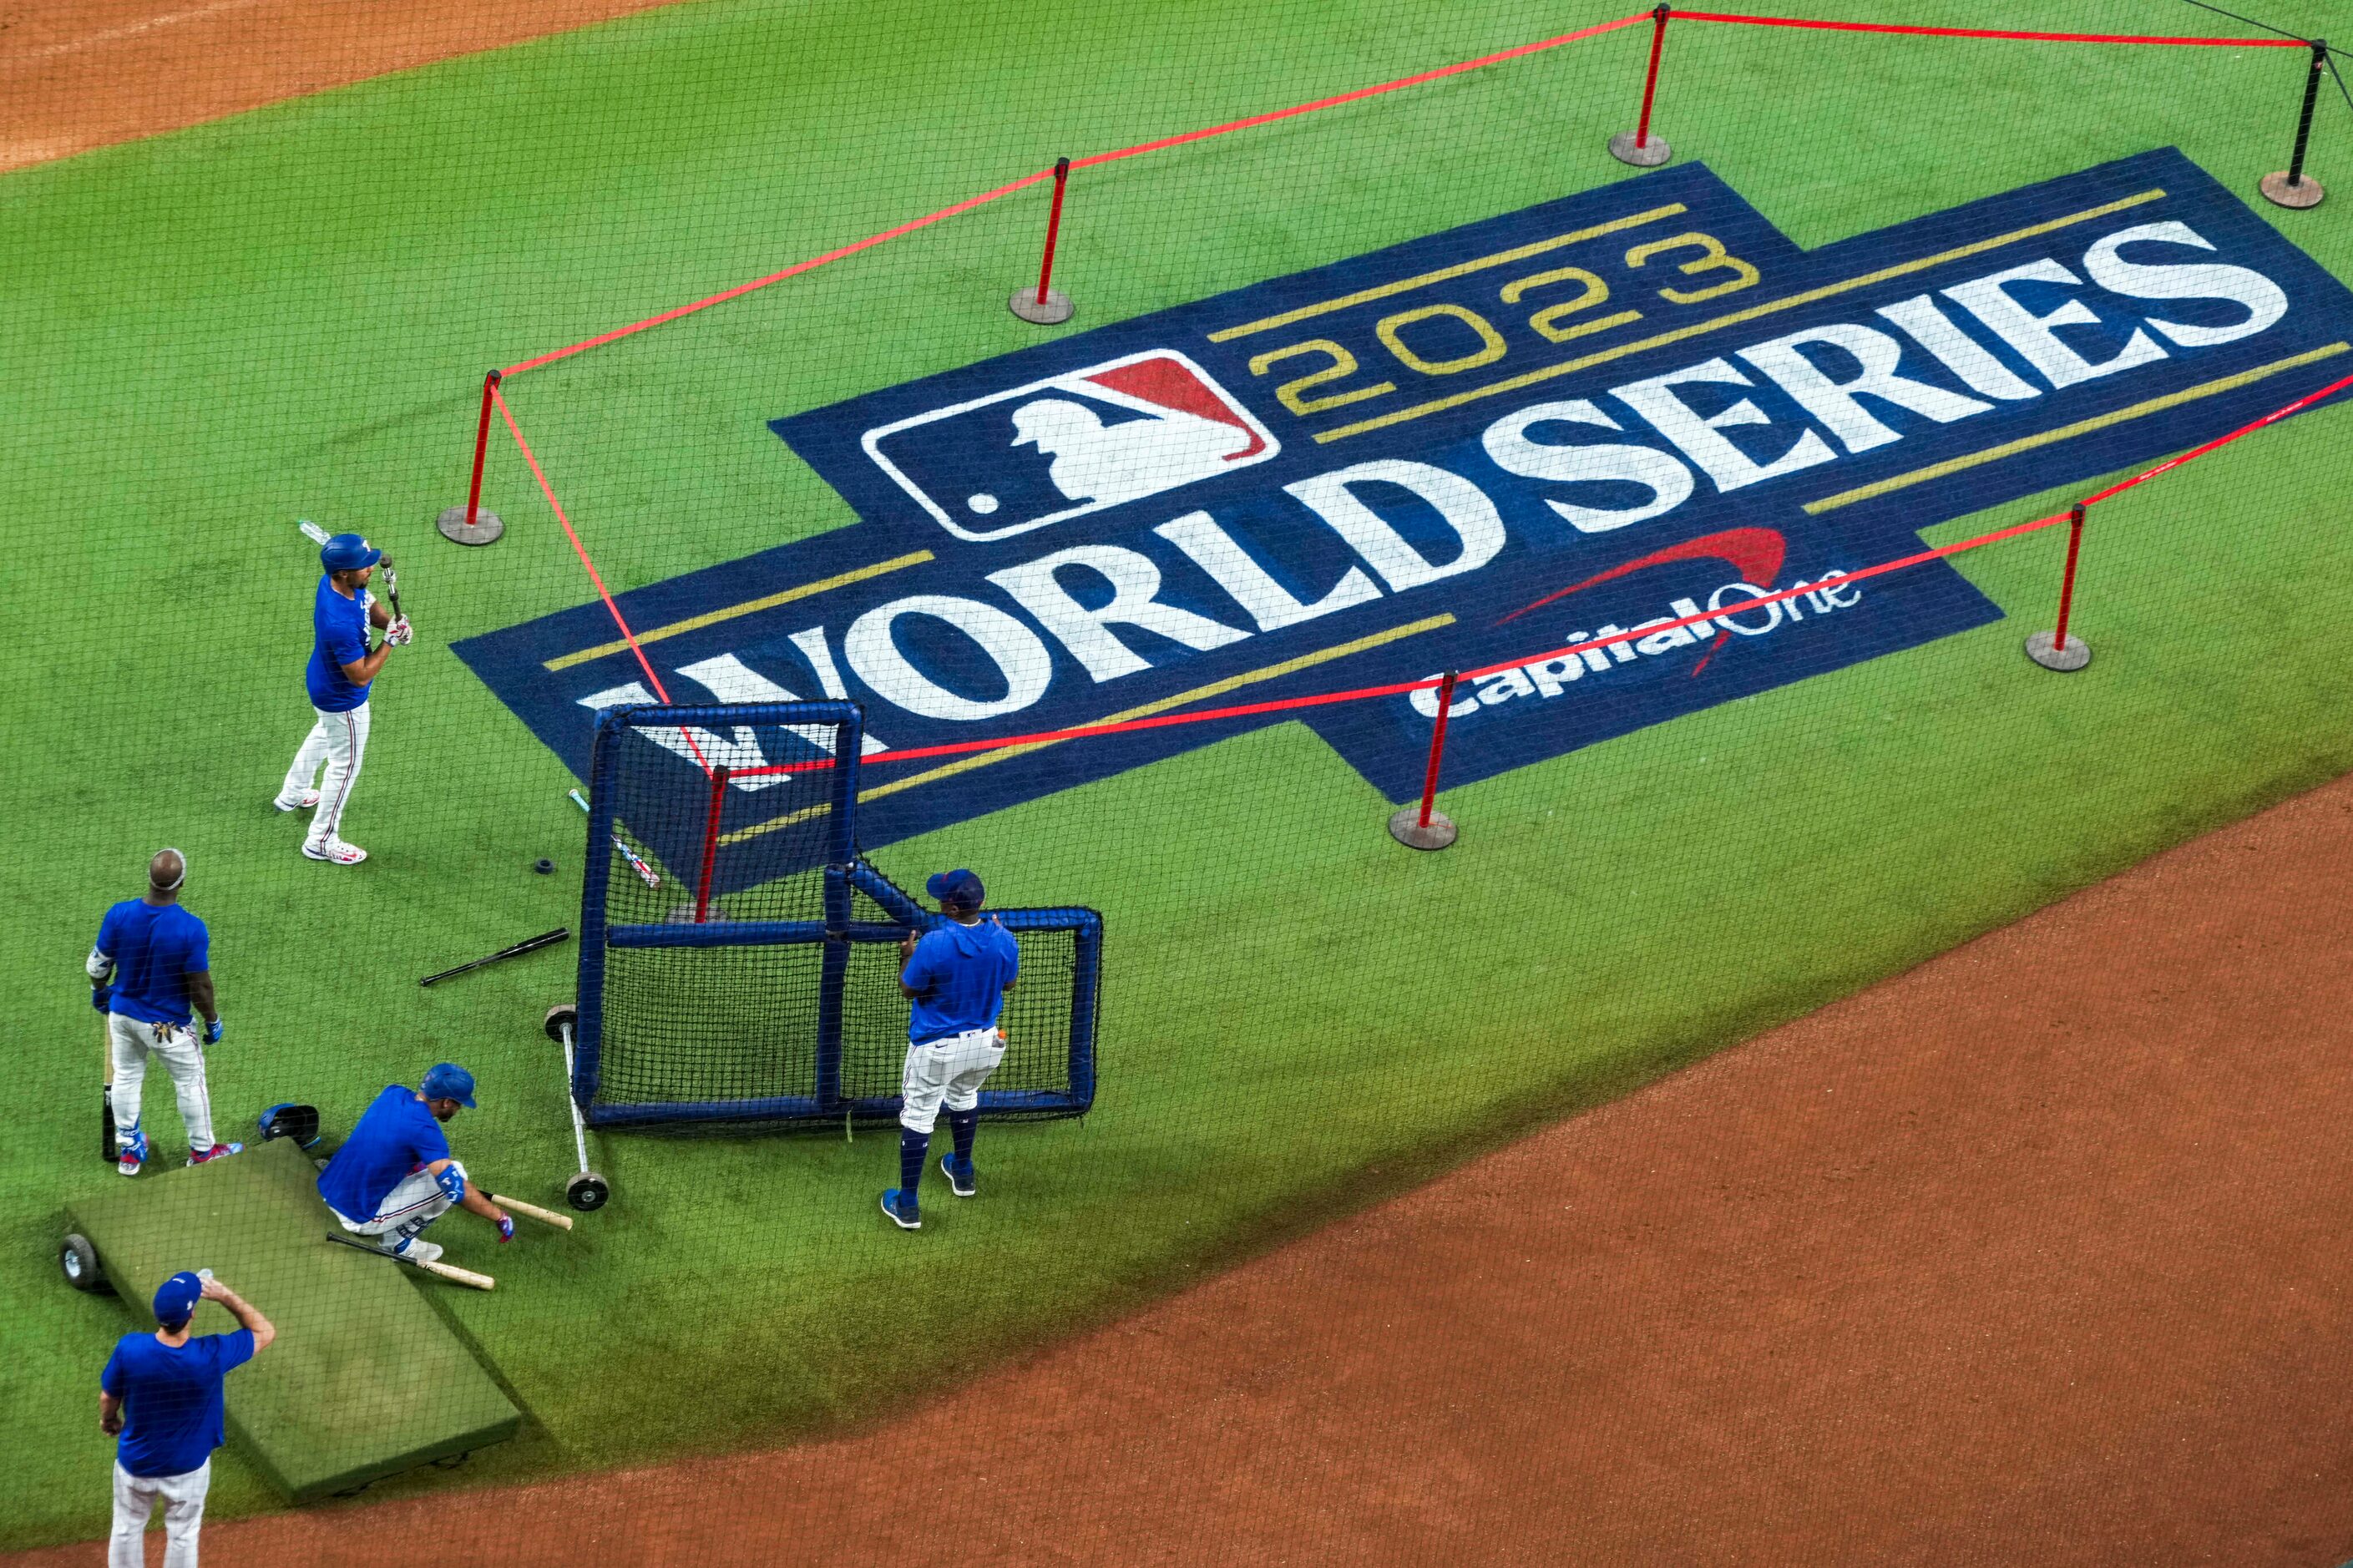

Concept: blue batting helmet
[[320, 533, 382, 572], [421, 1063, 477, 1107]]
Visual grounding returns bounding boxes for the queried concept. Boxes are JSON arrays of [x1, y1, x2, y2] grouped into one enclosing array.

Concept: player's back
[[99, 898, 207, 1025]]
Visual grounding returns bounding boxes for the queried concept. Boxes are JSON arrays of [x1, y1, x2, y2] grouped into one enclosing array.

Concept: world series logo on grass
[[456, 146, 2353, 876]]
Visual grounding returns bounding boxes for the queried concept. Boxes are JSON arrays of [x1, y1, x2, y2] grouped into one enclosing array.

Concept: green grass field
[[3, 0, 2349, 1547]]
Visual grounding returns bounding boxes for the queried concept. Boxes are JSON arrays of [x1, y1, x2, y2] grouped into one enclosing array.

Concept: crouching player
[[881, 870, 1018, 1231], [316, 1064, 511, 1263]]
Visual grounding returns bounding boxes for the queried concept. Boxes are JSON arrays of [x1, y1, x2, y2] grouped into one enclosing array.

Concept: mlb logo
[[859, 348, 1281, 542]]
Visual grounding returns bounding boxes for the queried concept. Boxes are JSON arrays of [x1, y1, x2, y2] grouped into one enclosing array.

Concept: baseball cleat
[[117, 1128, 149, 1178], [392, 1237, 444, 1265], [941, 1155, 977, 1198], [302, 837, 368, 865], [879, 1190, 921, 1230], [272, 789, 322, 812], [187, 1141, 244, 1166]]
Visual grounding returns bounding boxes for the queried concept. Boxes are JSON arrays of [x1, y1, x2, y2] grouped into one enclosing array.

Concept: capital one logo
[[860, 349, 1281, 541]]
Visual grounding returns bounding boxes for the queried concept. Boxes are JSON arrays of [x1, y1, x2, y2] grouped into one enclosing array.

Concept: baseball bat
[[488, 1193, 575, 1232], [322, 1232, 496, 1291], [570, 789, 660, 888], [379, 552, 402, 620], [100, 1017, 116, 1162], [419, 927, 570, 988]]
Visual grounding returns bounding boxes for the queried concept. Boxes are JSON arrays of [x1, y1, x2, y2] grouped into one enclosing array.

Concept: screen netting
[[579, 701, 1100, 1125]]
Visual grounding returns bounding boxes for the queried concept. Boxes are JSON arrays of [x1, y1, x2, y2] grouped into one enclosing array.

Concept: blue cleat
[[117, 1125, 149, 1178], [940, 1155, 977, 1198], [879, 1189, 921, 1230], [187, 1141, 244, 1166]]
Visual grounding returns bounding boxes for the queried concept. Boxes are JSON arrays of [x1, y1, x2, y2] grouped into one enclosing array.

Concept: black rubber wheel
[[542, 1003, 579, 1043], [533, 857, 555, 875], [62, 1233, 109, 1293], [565, 1171, 610, 1212]]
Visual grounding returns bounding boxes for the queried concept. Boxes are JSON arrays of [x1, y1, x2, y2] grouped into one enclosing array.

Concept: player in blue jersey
[[89, 850, 240, 1176], [275, 531, 409, 866], [880, 869, 1020, 1230], [315, 1065, 512, 1264], [100, 1269, 274, 1568]]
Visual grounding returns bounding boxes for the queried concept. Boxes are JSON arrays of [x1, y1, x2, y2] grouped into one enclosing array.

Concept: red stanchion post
[[1611, 5, 1675, 167], [2026, 503, 2092, 672], [1389, 673, 1462, 850], [2259, 38, 2329, 210], [437, 369, 506, 546], [1010, 157, 1076, 326], [695, 765, 732, 922]]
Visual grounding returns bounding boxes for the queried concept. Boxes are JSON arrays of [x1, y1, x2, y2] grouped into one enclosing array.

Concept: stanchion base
[[1388, 807, 1459, 851], [436, 506, 504, 546], [1608, 131, 1672, 168], [2259, 171, 2325, 210], [1009, 287, 1075, 325], [2023, 630, 2091, 672]]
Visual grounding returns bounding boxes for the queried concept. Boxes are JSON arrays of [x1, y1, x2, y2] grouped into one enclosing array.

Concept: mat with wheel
[[60, 1137, 522, 1500]]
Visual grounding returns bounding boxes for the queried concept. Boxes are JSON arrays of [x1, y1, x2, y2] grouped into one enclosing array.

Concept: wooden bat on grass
[[488, 1193, 575, 1232]]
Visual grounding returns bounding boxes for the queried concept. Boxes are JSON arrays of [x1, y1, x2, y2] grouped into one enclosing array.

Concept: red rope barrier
[[1070, 12, 1653, 171], [502, 11, 1650, 377], [2082, 367, 2353, 503], [493, 386, 684, 718], [1672, 11, 2300, 47]]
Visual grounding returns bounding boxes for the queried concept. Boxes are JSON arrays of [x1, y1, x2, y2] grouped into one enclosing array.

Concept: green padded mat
[[63, 1138, 521, 1500]]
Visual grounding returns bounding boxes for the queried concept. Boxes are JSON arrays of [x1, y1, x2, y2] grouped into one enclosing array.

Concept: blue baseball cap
[[320, 532, 382, 572], [153, 1271, 203, 1328], [926, 869, 984, 908], [421, 1062, 477, 1107]]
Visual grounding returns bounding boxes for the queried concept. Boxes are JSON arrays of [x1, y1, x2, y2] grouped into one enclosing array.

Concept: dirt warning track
[[16, 771, 2351, 1565], [0, 0, 691, 172]]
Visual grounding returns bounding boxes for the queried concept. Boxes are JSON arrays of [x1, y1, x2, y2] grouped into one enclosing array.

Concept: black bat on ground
[[418, 928, 569, 988]]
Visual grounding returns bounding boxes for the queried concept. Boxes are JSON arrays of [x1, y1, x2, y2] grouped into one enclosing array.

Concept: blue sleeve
[[94, 905, 119, 957], [1001, 926, 1020, 988], [413, 1115, 451, 1168], [207, 1329, 256, 1374], [323, 603, 368, 671], [100, 1343, 125, 1395], [184, 917, 210, 974]]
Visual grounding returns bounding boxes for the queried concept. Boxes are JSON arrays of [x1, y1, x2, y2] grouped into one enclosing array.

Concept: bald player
[[88, 851, 239, 1176]]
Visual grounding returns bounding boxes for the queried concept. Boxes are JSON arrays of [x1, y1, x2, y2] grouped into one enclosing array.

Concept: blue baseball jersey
[[903, 918, 1019, 1044], [317, 1085, 451, 1222], [305, 575, 373, 711], [94, 901, 210, 1027], [102, 1328, 255, 1478]]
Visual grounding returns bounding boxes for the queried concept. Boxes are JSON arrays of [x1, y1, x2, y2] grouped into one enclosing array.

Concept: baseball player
[[99, 1270, 274, 1568], [89, 850, 240, 1176], [274, 531, 409, 866], [315, 1065, 512, 1263], [881, 869, 1019, 1230]]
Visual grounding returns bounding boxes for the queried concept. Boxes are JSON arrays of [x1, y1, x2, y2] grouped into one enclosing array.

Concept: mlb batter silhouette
[[1009, 397, 1254, 508]]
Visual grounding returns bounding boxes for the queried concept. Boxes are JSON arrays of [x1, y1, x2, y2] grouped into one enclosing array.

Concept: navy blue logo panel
[[456, 149, 2353, 862]]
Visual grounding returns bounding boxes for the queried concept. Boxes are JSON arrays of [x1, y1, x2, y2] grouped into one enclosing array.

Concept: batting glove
[[495, 1213, 515, 1243], [204, 1018, 224, 1045], [386, 616, 413, 647], [91, 985, 111, 1014]]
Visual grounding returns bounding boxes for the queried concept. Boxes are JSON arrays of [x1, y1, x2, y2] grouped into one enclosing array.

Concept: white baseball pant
[[110, 1459, 209, 1568], [281, 701, 371, 847], [109, 1014, 216, 1153], [898, 1028, 1005, 1134], [330, 1160, 466, 1241]]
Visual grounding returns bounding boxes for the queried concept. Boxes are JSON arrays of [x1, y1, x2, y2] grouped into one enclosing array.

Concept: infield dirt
[[17, 756, 2352, 1568], [9, 5, 2350, 1562]]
